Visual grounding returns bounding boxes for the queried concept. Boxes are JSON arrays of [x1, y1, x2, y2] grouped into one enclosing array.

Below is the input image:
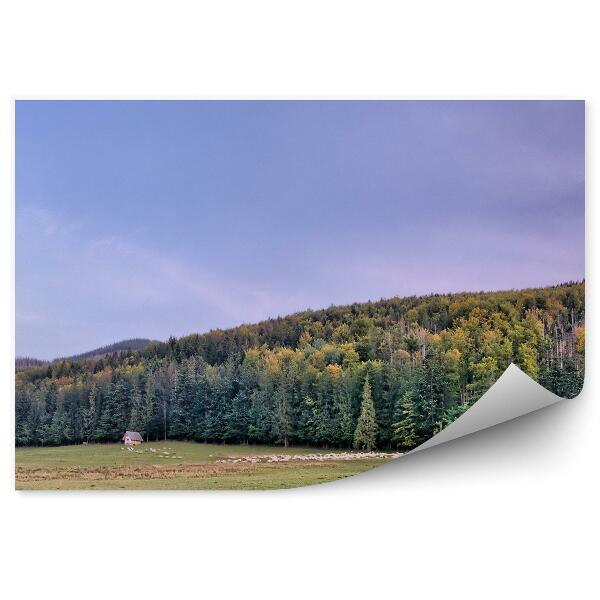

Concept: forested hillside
[[15, 282, 585, 450], [15, 357, 49, 370], [56, 338, 157, 362], [16, 339, 156, 371]]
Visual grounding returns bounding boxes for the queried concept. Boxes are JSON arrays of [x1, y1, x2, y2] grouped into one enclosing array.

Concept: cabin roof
[[123, 431, 143, 441]]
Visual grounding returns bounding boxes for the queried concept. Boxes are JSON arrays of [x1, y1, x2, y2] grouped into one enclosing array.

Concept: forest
[[16, 338, 156, 369], [15, 282, 585, 451]]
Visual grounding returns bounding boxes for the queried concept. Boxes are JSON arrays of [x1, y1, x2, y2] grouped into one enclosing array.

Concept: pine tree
[[170, 362, 197, 439], [15, 387, 32, 446], [49, 409, 72, 445], [353, 375, 378, 450], [95, 382, 126, 442], [202, 364, 229, 442], [38, 382, 59, 446], [273, 384, 292, 447], [248, 388, 273, 443], [412, 350, 451, 444], [192, 372, 209, 442], [225, 391, 251, 443], [128, 383, 144, 434], [82, 384, 97, 443], [337, 387, 355, 448], [393, 390, 417, 449], [142, 373, 159, 441]]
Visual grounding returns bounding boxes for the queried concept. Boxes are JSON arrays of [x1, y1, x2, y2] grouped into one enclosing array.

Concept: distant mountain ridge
[[57, 338, 159, 362], [15, 357, 49, 370], [16, 338, 158, 369]]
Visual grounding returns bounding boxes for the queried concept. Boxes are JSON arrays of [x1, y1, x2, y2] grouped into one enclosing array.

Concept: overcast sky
[[16, 100, 584, 359]]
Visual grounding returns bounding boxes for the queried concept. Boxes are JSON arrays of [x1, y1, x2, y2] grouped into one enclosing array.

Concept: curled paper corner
[[411, 363, 564, 454]]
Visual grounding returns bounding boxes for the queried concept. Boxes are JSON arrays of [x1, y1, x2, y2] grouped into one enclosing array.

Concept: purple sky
[[16, 101, 584, 360]]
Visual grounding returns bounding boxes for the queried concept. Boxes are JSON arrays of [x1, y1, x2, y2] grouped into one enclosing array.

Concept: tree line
[[15, 282, 585, 450]]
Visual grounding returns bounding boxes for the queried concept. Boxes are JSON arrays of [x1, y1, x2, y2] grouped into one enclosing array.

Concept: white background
[[0, 2, 597, 598]]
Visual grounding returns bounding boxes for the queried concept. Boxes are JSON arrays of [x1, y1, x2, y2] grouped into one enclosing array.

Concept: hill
[[56, 338, 158, 362], [16, 338, 159, 371], [15, 357, 49, 370], [15, 282, 585, 450]]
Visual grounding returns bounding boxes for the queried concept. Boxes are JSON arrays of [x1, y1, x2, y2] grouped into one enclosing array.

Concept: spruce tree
[[393, 390, 417, 449], [82, 384, 97, 443], [225, 391, 250, 444], [273, 384, 292, 447], [95, 382, 125, 442], [337, 388, 355, 448], [353, 375, 378, 450], [142, 373, 159, 442], [128, 383, 145, 434], [411, 350, 452, 444]]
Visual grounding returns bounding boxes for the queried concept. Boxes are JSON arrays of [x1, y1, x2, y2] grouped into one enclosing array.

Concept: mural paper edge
[[410, 363, 563, 454]]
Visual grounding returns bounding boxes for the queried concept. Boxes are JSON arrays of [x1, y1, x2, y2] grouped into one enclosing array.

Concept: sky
[[16, 100, 585, 360]]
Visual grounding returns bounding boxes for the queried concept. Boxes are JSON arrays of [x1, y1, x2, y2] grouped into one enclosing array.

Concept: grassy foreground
[[15, 441, 396, 490]]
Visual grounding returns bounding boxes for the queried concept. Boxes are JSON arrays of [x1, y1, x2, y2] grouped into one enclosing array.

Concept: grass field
[[15, 441, 399, 490]]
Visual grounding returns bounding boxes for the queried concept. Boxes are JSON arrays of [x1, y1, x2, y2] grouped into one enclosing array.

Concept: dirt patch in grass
[[16, 458, 394, 485], [17, 462, 263, 482]]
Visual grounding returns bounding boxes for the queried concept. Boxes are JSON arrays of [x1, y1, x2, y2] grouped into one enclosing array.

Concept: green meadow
[[15, 441, 394, 490]]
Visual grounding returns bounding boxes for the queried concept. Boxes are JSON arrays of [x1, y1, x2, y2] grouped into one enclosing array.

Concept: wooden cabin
[[122, 431, 143, 446]]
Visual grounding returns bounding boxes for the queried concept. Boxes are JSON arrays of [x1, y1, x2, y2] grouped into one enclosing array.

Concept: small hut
[[122, 431, 143, 446]]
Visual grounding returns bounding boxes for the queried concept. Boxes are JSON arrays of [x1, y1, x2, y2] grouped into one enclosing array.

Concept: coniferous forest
[[15, 282, 585, 451]]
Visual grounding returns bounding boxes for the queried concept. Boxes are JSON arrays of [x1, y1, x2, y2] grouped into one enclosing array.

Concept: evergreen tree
[[15, 387, 32, 446], [95, 381, 127, 441], [336, 385, 355, 448], [49, 409, 71, 445], [353, 375, 378, 450], [142, 372, 160, 441], [412, 350, 451, 444], [393, 390, 418, 449], [192, 371, 209, 441], [248, 388, 273, 443], [82, 384, 97, 443], [169, 363, 195, 439], [225, 390, 251, 443], [128, 383, 145, 434], [38, 382, 59, 446]]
